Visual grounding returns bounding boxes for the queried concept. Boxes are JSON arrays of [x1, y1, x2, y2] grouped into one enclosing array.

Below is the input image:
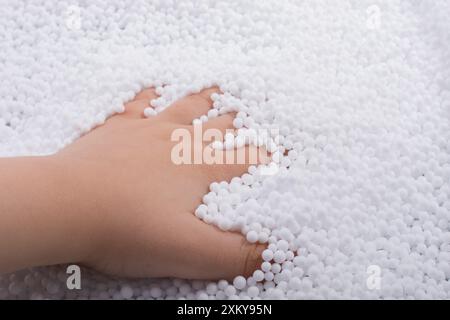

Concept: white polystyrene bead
[[261, 262, 272, 272], [247, 286, 259, 298], [277, 240, 289, 251], [246, 230, 259, 243], [120, 286, 134, 299], [218, 280, 228, 290], [271, 263, 282, 274], [143, 107, 157, 117], [264, 272, 274, 282], [233, 276, 247, 290], [150, 287, 162, 298], [262, 249, 274, 261], [225, 285, 236, 297], [208, 109, 219, 118], [273, 250, 286, 263], [233, 117, 244, 129], [242, 173, 254, 186], [197, 292, 209, 300], [253, 270, 265, 282], [258, 232, 269, 243], [206, 283, 218, 295]]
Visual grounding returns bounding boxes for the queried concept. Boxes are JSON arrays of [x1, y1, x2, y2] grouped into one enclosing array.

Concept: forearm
[[0, 156, 88, 274]]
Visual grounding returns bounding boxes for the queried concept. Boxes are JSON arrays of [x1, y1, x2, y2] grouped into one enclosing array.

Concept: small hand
[[56, 87, 266, 280]]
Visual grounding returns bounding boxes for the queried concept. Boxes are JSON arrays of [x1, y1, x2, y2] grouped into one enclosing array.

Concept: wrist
[[0, 155, 95, 273], [46, 154, 102, 267]]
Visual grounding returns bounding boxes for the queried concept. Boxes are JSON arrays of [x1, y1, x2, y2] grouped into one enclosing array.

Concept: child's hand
[[51, 87, 266, 280]]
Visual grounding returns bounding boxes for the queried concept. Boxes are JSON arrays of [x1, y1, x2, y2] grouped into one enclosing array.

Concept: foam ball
[[232, 276, 247, 290]]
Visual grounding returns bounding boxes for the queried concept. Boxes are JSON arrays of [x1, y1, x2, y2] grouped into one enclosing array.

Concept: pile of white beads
[[0, 0, 449, 299]]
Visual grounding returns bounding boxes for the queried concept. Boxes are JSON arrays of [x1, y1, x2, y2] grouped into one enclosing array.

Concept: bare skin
[[0, 87, 266, 280]]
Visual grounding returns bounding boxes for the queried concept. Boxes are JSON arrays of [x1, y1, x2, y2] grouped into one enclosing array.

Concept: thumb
[[173, 213, 265, 281]]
